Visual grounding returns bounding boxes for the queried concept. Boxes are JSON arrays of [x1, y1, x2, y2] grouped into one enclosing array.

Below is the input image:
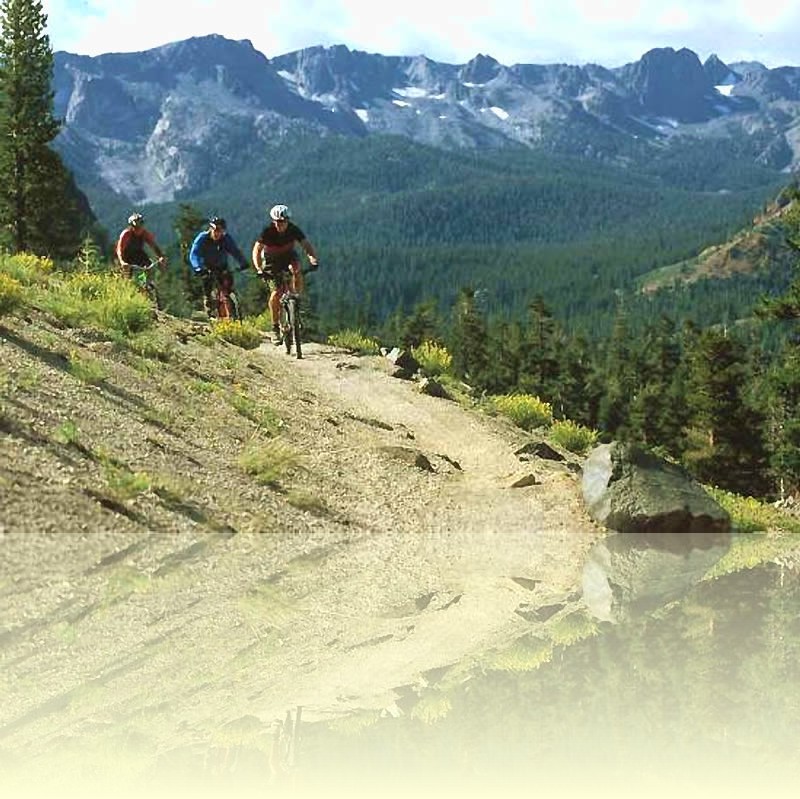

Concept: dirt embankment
[[0, 311, 601, 792]]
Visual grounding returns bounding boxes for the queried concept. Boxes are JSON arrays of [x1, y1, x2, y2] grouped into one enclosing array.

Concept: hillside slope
[[0, 308, 602, 798]]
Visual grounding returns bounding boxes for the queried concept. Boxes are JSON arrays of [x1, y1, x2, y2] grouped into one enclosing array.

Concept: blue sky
[[42, 0, 799, 68]]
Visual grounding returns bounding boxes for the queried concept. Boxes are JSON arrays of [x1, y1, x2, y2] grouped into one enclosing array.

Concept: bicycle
[[212, 267, 241, 321], [130, 260, 163, 309], [261, 267, 314, 359]]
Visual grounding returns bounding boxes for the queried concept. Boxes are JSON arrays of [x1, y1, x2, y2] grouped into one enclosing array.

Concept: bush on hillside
[[0, 252, 53, 286], [41, 271, 154, 334], [328, 328, 381, 354], [549, 419, 598, 455], [490, 393, 553, 430], [412, 340, 453, 377], [0, 273, 23, 316], [208, 319, 262, 349]]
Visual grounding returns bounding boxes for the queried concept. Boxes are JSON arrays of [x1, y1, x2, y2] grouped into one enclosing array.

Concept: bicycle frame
[[212, 268, 240, 321], [130, 261, 161, 308]]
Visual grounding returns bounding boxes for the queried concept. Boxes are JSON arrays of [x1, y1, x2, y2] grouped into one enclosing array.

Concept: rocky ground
[[0, 308, 605, 797]]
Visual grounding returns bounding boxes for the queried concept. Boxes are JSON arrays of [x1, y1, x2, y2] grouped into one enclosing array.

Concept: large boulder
[[582, 530, 732, 622], [581, 442, 731, 535]]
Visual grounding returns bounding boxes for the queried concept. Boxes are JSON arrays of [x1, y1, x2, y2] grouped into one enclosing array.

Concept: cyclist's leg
[[202, 273, 216, 318], [289, 260, 304, 294], [217, 269, 234, 319], [267, 274, 284, 343]]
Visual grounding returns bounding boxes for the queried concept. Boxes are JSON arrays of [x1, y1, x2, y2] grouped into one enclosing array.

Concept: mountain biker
[[116, 212, 167, 279], [252, 204, 319, 344], [189, 216, 250, 319]]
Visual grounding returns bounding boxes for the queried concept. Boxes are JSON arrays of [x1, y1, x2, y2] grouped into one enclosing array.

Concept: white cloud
[[42, 0, 800, 68]]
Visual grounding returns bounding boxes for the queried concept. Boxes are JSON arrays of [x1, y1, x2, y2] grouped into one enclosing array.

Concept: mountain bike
[[279, 279, 304, 358], [261, 266, 315, 359], [130, 260, 163, 309], [213, 268, 241, 321]]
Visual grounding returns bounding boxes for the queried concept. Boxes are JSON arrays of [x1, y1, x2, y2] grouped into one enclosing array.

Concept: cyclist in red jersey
[[115, 212, 166, 278], [252, 204, 319, 344]]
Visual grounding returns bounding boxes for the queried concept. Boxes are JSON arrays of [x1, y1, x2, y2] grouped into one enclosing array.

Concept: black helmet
[[208, 216, 226, 231]]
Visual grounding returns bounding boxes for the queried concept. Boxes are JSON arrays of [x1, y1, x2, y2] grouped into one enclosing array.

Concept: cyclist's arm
[[188, 233, 207, 273], [299, 236, 319, 266], [251, 240, 265, 273], [142, 229, 166, 261], [115, 229, 131, 266], [224, 235, 250, 272]]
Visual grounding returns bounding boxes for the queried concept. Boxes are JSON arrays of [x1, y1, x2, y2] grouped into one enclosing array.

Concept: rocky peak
[[703, 53, 739, 86], [459, 53, 502, 84], [619, 46, 715, 121]]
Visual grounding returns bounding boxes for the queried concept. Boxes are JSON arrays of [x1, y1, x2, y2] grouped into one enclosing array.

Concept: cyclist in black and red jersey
[[252, 204, 319, 344], [115, 212, 167, 278]]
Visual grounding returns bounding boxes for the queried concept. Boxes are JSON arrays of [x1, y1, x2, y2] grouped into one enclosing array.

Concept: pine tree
[[518, 295, 562, 408], [628, 315, 687, 452], [763, 348, 800, 497], [597, 301, 639, 438], [171, 203, 208, 315], [0, 0, 86, 256], [450, 287, 488, 388], [397, 298, 442, 349], [682, 328, 770, 495]]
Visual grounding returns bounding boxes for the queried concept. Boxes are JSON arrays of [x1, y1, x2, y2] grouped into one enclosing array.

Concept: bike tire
[[286, 296, 302, 359], [229, 291, 242, 322], [279, 304, 292, 354]]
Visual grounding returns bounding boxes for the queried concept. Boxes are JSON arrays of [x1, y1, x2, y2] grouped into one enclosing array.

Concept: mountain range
[[52, 35, 800, 206]]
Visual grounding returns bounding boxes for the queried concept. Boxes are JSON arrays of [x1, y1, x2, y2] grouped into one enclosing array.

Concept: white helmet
[[269, 204, 291, 221], [128, 212, 144, 226]]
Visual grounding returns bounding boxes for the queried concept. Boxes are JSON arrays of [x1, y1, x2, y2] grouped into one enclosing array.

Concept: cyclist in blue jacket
[[189, 216, 250, 318]]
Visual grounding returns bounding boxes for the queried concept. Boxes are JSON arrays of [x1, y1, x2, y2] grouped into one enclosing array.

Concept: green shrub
[[239, 439, 299, 485], [230, 391, 282, 434], [489, 637, 554, 672], [0, 252, 53, 285], [328, 328, 381, 354], [409, 693, 452, 724], [490, 393, 553, 430], [94, 284, 154, 335], [249, 311, 275, 332], [68, 351, 108, 384], [548, 611, 599, 646], [53, 420, 80, 445], [42, 271, 153, 334], [549, 419, 599, 455], [113, 329, 175, 362], [707, 488, 800, 535], [0, 272, 23, 316], [104, 465, 151, 500], [411, 340, 453, 376], [209, 319, 263, 349]]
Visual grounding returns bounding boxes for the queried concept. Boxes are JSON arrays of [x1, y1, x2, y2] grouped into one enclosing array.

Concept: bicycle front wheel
[[280, 303, 293, 355], [229, 291, 242, 321], [285, 296, 302, 359]]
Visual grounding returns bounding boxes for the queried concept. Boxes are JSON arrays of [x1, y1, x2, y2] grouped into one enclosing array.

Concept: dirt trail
[[250, 341, 602, 720]]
